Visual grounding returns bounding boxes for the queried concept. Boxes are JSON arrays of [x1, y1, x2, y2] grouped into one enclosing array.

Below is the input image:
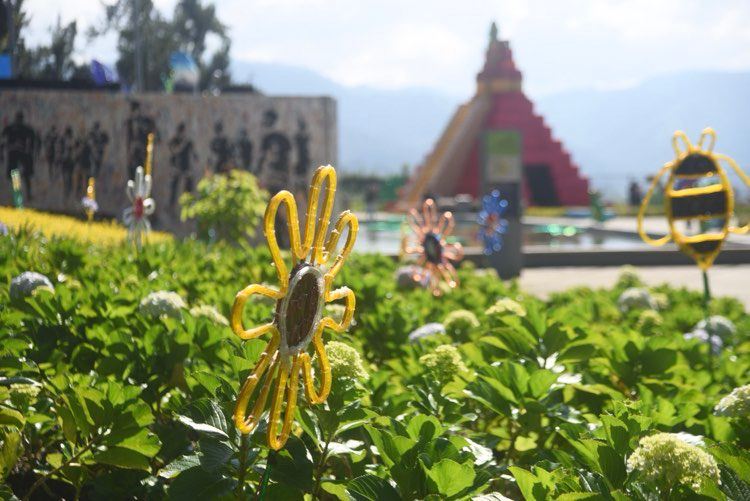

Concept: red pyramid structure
[[399, 23, 589, 208]]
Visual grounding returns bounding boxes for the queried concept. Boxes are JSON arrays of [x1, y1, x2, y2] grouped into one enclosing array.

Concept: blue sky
[[25, 0, 750, 98]]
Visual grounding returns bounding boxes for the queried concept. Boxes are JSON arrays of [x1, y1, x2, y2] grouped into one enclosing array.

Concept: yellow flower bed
[[0, 206, 171, 246]]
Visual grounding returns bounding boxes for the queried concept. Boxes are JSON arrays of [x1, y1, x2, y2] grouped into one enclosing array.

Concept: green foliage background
[[1, 228, 749, 499], [179, 171, 268, 243]]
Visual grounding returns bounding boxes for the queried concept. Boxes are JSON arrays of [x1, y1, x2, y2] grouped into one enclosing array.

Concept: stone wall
[[0, 90, 337, 232]]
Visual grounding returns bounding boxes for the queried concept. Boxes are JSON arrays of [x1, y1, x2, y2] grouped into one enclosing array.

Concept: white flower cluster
[[408, 323, 446, 343], [626, 433, 720, 491], [696, 316, 736, 339], [327, 341, 368, 380], [139, 291, 187, 319], [637, 310, 663, 330], [419, 344, 468, 385], [616, 265, 643, 288], [10, 272, 55, 300], [714, 384, 750, 418], [485, 298, 526, 317], [617, 287, 656, 313], [684, 315, 735, 355], [443, 309, 480, 338], [189, 304, 229, 326]]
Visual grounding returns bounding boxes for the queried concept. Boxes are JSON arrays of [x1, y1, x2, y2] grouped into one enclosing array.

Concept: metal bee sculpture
[[638, 128, 749, 271], [638, 128, 749, 377], [477, 189, 509, 255]]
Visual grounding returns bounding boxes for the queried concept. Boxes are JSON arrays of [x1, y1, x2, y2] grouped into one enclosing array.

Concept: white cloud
[[18, 0, 750, 98]]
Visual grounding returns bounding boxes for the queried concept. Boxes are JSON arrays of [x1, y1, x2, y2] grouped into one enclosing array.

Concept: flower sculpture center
[[134, 197, 144, 219], [277, 263, 325, 359], [423, 232, 443, 264]]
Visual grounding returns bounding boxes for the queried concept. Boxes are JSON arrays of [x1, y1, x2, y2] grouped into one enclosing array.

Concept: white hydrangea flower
[[684, 329, 723, 355], [443, 310, 480, 338], [617, 287, 655, 313], [419, 344, 468, 384], [651, 292, 669, 311], [189, 304, 229, 326], [123, 166, 155, 250], [485, 298, 526, 317], [10, 272, 55, 300], [139, 291, 186, 319], [626, 433, 720, 491], [617, 265, 642, 288], [714, 384, 750, 418], [326, 341, 368, 380], [637, 310, 663, 330], [695, 316, 736, 340], [408, 322, 446, 343]]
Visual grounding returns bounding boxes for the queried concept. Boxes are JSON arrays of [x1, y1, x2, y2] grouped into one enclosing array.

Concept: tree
[[31, 16, 79, 80], [90, 0, 231, 92]]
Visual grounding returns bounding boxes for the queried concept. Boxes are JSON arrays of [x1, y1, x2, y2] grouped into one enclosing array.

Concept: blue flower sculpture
[[477, 190, 509, 255]]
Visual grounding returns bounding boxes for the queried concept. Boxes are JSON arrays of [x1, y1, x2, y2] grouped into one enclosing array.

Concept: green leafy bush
[[1, 226, 749, 500], [180, 170, 268, 242]]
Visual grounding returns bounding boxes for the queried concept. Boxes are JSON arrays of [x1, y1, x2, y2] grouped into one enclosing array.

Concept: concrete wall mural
[[0, 90, 337, 232]]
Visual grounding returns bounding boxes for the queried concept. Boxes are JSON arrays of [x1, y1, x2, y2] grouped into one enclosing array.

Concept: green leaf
[[0, 431, 21, 479], [93, 446, 152, 471], [509, 466, 549, 500], [269, 436, 314, 492], [425, 459, 475, 497], [176, 415, 229, 439], [198, 438, 233, 472], [0, 407, 24, 428], [167, 466, 235, 499], [347, 474, 401, 501]]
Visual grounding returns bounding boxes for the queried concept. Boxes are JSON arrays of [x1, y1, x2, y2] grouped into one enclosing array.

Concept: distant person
[[1, 111, 39, 201], [257, 109, 291, 188], [628, 180, 642, 208]]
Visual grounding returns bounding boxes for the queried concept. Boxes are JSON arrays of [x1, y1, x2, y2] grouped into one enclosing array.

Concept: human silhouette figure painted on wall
[[59, 127, 75, 195], [44, 125, 59, 179], [73, 129, 92, 198], [89, 122, 109, 178], [257, 109, 291, 193], [125, 100, 157, 180], [294, 118, 311, 178], [169, 122, 197, 207], [236, 128, 253, 172], [1, 111, 39, 200], [210, 121, 234, 173]]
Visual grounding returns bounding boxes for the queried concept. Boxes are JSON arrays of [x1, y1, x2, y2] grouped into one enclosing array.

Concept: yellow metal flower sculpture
[[230, 165, 358, 450], [404, 198, 464, 296]]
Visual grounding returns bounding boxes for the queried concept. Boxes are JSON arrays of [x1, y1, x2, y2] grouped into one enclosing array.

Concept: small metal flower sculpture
[[477, 189, 508, 255], [81, 177, 98, 222], [123, 166, 155, 250], [404, 199, 463, 296], [230, 165, 358, 450]]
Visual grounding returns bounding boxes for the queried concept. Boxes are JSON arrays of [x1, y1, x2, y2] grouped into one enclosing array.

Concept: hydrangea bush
[[1, 227, 748, 500]]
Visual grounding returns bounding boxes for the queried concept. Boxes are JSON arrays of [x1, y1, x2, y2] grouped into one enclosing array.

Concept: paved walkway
[[520, 264, 750, 308]]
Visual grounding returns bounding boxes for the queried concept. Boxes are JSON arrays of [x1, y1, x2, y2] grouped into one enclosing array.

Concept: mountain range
[[232, 60, 750, 200]]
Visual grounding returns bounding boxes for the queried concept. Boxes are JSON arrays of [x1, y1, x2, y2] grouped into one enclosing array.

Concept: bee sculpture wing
[[637, 162, 673, 246], [714, 153, 750, 235]]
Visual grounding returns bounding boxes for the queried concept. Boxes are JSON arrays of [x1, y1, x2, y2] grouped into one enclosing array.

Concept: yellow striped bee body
[[639, 128, 750, 270]]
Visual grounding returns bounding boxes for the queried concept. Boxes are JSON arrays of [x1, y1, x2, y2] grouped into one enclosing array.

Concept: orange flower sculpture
[[404, 199, 463, 296], [230, 165, 358, 450]]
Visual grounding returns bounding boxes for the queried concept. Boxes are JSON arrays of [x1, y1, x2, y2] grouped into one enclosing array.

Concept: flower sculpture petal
[[230, 165, 358, 450], [403, 198, 463, 296], [122, 166, 155, 250], [477, 189, 508, 255]]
